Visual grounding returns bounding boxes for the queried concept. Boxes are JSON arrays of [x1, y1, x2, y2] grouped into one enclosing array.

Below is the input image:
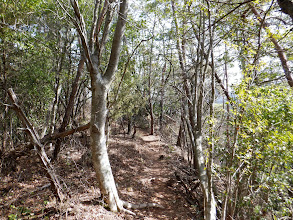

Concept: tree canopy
[[1, 0, 293, 219]]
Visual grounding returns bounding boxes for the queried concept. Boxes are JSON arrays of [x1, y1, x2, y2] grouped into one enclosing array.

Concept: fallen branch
[[7, 88, 65, 202], [42, 122, 90, 143], [175, 170, 200, 206], [3, 122, 90, 164]]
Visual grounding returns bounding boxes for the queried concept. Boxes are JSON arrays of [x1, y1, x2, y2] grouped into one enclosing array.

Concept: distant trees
[[1, 0, 293, 218], [0, 0, 54, 151]]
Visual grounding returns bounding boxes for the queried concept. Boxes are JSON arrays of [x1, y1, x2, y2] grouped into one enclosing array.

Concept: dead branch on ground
[[7, 88, 65, 202]]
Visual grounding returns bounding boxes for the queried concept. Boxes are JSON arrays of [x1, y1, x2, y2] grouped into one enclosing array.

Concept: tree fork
[[68, 0, 164, 212]]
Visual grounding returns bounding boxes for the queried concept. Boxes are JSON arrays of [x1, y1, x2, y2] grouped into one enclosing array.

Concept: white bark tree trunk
[[171, 1, 217, 219], [90, 82, 123, 211], [69, 0, 128, 212]]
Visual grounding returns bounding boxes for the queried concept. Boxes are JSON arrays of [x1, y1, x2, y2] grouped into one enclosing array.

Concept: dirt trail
[[110, 130, 196, 219], [0, 129, 197, 219]]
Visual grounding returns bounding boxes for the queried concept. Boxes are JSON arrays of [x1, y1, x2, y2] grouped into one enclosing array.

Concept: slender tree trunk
[[159, 62, 166, 131], [149, 98, 154, 135], [48, 81, 62, 137], [221, 45, 230, 220], [1, 46, 8, 152], [127, 116, 132, 135], [48, 46, 67, 138], [53, 56, 85, 159], [176, 118, 183, 148], [148, 19, 156, 135], [171, 1, 216, 219], [194, 77, 216, 220], [159, 31, 167, 131], [206, 4, 217, 219]]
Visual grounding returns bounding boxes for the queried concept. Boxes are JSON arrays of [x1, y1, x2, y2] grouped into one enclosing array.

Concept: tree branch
[[109, 37, 152, 108], [68, 0, 94, 71], [250, 5, 293, 88], [7, 88, 64, 202], [43, 123, 90, 143], [103, 0, 128, 84]]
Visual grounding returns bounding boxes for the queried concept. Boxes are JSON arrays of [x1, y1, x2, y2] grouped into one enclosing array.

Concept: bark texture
[[91, 84, 123, 211], [91, 0, 128, 211]]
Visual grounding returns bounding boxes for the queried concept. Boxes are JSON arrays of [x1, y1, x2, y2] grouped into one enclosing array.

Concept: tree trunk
[[149, 101, 154, 135], [159, 62, 166, 131], [1, 46, 8, 152], [69, 0, 128, 212], [194, 131, 217, 220], [148, 19, 156, 135], [53, 56, 85, 159], [171, 1, 217, 219], [48, 68, 62, 137], [90, 83, 123, 211], [127, 116, 132, 135], [176, 120, 183, 148]]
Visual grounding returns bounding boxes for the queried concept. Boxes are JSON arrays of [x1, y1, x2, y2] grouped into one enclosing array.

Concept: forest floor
[[0, 128, 201, 219]]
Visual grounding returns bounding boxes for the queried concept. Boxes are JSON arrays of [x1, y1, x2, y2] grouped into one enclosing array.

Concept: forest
[[0, 0, 293, 219]]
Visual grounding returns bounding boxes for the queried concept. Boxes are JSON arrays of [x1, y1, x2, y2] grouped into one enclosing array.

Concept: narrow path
[[0, 131, 197, 219], [109, 131, 196, 219]]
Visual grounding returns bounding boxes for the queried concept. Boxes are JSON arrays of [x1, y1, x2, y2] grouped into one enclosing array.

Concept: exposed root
[[121, 208, 136, 215], [122, 200, 164, 209]]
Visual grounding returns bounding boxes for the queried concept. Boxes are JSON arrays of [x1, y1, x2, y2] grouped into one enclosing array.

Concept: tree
[[64, 0, 129, 212], [3, 0, 293, 218], [171, 1, 217, 219], [0, 0, 56, 151]]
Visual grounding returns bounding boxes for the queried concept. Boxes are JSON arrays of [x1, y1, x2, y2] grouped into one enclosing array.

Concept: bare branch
[[210, 0, 254, 27], [96, 4, 115, 64], [7, 88, 64, 202], [89, 0, 100, 52], [109, 37, 152, 108], [214, 72, 234, 106], [43, 123, 90, 143], [250, 5, 293, 88], [96, 0, 110, 43], [68, 0, 94, 71]]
